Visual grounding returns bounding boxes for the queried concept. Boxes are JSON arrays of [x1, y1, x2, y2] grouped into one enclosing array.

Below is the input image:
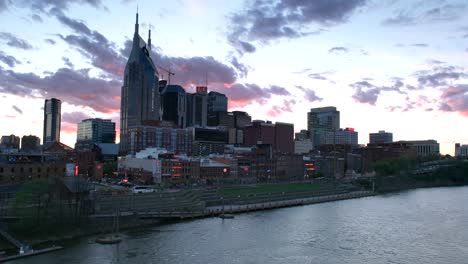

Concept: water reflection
[[11, 186, 468, 264]]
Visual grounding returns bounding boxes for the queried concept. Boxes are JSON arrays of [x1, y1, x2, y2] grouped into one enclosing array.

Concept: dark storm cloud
[[328, 46, 349, 54], [382, 3, 466, 26], [227, 0, 367, 54], [12, 105, 22, 114], [0, 51, 20, 67], [0, 66, 121, 113], [0, 32, 33, 50]]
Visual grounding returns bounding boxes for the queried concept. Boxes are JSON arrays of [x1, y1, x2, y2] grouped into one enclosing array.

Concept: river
[[10, 186, 468, 264]]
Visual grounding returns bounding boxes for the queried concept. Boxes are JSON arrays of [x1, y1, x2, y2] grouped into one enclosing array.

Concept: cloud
[[0, 51, 20, 67], [415, 65, 467, 88], [230, 56, 249, 78], [295, 85, 323, 102], [2, 0, 104, 14], [12, 105, 22, 114], [210, 83, 290, 108], [352, 87, 380, 105], [396, 43, 430, 48], [62, 111, 90, 124], [410, 43, 429, 48], [0, 32, 33, 49], [0, 0, 9, 12], [44, 38, 56, 45], [31, 14, 43, 22], [328, 46, 349, 54], [55, 13, 125, 76], [227, 0, 367, 54], [383, 3, 466, 26], [438, 85, 468, 115], [350, 79, 407, 105], [0, 66, 121, 113], [62, 57, 74, 68], [267, 99, 297, 117]]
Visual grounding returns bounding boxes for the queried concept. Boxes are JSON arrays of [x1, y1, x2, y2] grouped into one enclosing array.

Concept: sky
[[0, 0, 467, 155]]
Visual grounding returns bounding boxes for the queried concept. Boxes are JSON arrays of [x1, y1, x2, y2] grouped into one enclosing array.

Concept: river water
[[11, 186, 468, 264]]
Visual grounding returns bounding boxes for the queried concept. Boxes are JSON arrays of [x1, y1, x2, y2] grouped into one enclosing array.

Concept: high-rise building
[[233, 111, 251, 128], [396, 140, 439, 157], [455, 143, 468, 157], [369, 130, 393, 144], [274, 122, 294, 153], [322, 128, 359, 146], [186, 89, 207, 127], [207, 91, 228, 126], [120, 12, 160, 154], [1, 134, 20, 150], [77, 118, 116, 143], [307, 106, 340, 147], [160, 85, 187, 128], [43, 98, 61, 144], [21, 135, 40, 152], [244, 120, 294, 154]]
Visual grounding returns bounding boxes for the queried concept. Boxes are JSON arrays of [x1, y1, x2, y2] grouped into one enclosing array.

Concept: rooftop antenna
[[134, 5, 139, 35], [148, 26, 152, 51]]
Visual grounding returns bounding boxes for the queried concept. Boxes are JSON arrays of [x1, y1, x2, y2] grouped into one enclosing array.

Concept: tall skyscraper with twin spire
[[120, 12, 160, 154]]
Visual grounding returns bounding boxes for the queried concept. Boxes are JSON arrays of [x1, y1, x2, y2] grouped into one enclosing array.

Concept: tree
[[14, 179, 51, 225]]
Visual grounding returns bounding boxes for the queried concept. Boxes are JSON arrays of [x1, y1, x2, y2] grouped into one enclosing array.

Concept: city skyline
[[0, 1, 468, 154]]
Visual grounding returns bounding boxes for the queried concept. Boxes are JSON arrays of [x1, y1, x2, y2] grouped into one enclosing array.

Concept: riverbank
[[1, 189, 374, 253], [203, 191, 375, 216]]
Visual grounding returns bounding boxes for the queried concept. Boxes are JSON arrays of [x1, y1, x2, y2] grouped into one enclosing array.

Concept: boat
[[96, 208, 122, 244], [219, 213, 235, 219], [95, 234, 122, 244]]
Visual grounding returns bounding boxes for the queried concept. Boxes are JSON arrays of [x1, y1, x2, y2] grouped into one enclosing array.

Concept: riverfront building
[[120, 12, 161, 154], [369, 130, 393, 144], [43, 98, 61, 144], [77, 118, 116, 144], [244, 120, 294, 154], [396, 140, 440, 157], [160, 84, 187, 128], [307, 106, 340, 147], [455, 143, 468, 157]]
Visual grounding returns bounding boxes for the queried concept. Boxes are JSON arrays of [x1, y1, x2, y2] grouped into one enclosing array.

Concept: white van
[[132, 186, 155, 194]]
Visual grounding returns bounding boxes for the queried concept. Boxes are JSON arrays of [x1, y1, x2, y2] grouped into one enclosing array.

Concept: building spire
[[148, 28, 152, 51], [134, 7, 139, 35]]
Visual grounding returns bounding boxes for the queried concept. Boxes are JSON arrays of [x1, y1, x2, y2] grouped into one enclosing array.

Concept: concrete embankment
[[204, 191, 375, 216]]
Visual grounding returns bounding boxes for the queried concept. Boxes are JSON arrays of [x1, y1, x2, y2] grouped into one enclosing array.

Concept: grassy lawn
[[219, 182, 330, 198]]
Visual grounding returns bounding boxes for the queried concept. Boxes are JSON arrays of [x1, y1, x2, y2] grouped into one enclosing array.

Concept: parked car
[[132, 186, 155, 194]]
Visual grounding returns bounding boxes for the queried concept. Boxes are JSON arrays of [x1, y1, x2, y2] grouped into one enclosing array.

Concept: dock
[[0, 246, 63, 263]]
